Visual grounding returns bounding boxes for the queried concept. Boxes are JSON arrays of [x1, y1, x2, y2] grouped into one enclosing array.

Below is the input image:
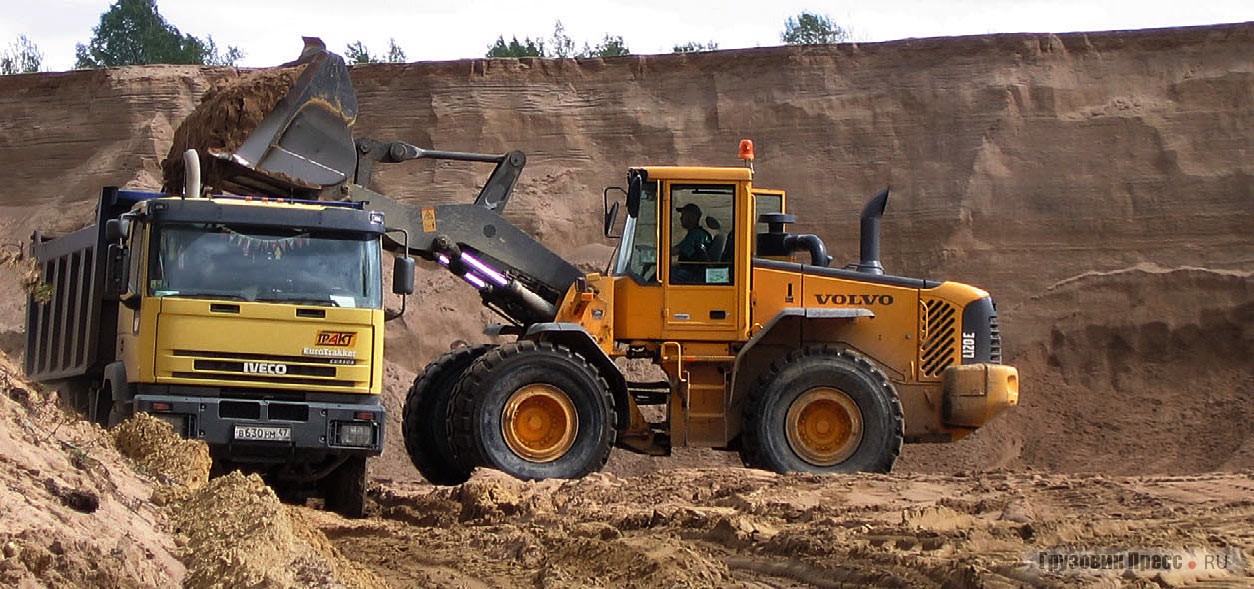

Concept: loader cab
[[610, 166, 763, 343]]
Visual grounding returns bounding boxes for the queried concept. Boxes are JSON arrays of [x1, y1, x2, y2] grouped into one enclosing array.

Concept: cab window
[[669, 184, 734, 285], [612, 180, 660, 284]]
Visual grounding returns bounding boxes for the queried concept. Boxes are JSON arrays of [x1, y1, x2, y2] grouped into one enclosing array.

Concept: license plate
[[234, 425, 292, 442]]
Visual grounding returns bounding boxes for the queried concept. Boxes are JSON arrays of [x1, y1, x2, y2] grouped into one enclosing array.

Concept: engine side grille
[[989, 314, 1003, 364], [921, 299, 958, 377]]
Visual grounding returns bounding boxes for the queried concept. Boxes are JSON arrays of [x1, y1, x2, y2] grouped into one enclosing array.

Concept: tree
[[548, 21, 575, 58], [345, 39, 407, 64], [385, 38, 407, 63], [74, 0, 242, 68], [344, 41, 376, 64], [673, 41, 718, 53], [486, 35, 544, 58], [781, 11, 848, 45], [202, 36, 243, 66], [1, 35, 42, 74], [582, 35, 629, 58], [486, 22, 630, 60]]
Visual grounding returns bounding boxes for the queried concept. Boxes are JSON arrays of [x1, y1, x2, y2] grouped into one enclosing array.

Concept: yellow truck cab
[[27, 187, 412, 516]]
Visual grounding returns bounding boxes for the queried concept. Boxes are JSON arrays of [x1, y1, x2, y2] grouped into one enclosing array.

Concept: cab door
[[660, 181, 743, 340]]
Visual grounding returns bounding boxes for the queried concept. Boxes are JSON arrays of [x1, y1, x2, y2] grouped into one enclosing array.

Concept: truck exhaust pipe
[[182, 149, 201, 198], [856, 188, 889, 275]]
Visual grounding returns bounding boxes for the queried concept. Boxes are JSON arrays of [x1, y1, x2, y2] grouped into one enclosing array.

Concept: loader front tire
[[450, 341, 614, 481], [741, 347, 903, 474], [402, 345, 494, 485]]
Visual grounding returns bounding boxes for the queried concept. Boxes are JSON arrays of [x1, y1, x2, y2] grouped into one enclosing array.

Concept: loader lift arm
[[345, 142, 582, 328], [352, 139, 527, 213]]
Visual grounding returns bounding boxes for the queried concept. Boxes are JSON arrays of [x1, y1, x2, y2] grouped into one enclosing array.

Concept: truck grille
[[921, 299, 957, 377], [173, 349, 359, 366], [171, 349, 357, 388]]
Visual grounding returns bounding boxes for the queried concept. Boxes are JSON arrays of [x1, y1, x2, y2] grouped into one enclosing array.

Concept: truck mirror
[[603, 201, 620, 238], [393, 256, 415, 295], [626, 173, 642, 218], [105, 219, 129, 242], [104, 243, 129, 298]]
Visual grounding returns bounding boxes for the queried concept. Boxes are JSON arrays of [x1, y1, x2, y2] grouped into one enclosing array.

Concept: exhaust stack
[[856, 188, 889, 275], [182, 149, 201, 198]]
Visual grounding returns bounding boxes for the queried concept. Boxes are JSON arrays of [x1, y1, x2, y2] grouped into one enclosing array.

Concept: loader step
[[628, 380, 671, 405]]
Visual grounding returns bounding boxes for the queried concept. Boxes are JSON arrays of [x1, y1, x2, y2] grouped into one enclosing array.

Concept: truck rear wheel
[[450, 341, 614, 481], [402, 345, 494, 485], [321, 456, 367, 518], [740, 347, 903, 474]]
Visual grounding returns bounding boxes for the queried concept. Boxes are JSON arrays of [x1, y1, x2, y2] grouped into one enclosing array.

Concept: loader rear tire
[[450, 341, 614, 481], [740, 347, 903, 474], [321, 456, 367, 518], [402, 345, 494, 486]]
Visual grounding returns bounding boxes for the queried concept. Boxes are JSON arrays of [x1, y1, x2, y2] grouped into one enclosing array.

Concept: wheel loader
[[152, 39, 1019, 486]]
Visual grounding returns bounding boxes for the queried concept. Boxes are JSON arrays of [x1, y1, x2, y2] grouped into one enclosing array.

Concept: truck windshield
[[148, 223, 382, 308]]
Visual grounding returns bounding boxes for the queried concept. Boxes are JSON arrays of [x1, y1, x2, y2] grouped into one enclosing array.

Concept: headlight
[[153, 413, 188, 437], [334, 422, 375, 447]]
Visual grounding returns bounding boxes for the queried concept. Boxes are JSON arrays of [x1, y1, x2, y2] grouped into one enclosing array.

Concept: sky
[[1, 0, 1251, 71]]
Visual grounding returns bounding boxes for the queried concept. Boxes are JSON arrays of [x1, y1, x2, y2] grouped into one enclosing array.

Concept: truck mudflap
[[941, 364, 1020, 428], [133, 394, 385, 460]]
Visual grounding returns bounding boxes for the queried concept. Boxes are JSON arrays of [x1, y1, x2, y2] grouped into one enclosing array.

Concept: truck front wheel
[[450, 341, 614, 481], [402, 344, 494, 485], [321, 456, 367, 518], [740, 347, 903, 474]]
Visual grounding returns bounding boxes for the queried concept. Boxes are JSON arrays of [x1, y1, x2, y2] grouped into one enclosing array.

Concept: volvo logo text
[[814, 293, 895, 305]]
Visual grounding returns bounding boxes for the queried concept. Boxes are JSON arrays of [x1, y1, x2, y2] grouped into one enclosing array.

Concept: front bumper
[[941, 364, 1020, 427], [134, 393, 385, 463]]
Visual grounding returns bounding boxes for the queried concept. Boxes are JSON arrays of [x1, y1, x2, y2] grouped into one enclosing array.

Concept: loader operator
[[671, 202, 713, 283]]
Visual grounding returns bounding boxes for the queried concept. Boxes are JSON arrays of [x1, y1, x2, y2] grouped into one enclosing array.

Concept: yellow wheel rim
[[785, 387, 863, 466], [501, 384, 578, 463]]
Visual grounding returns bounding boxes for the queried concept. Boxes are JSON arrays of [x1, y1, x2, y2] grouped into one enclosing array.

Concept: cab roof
[[634, 166, 753, 182]]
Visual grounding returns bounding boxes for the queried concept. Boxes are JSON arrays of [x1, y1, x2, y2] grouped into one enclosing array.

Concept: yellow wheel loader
[[135, 39, 1018, 486]]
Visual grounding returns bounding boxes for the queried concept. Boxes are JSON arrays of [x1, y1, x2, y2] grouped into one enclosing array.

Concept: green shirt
[[675, 227, 713, 261]]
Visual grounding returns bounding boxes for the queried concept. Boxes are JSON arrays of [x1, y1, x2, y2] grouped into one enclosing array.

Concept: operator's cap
[[676, 203, 702, 216]]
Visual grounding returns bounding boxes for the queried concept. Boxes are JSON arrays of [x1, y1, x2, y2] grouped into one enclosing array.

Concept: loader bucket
[[220, 38, 359, 195], [161, 37, 361, 198]]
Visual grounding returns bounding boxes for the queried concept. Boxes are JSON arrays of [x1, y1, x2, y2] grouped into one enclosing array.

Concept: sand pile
[[0, 359, 183, 587], [341, 468, 1252, 587], [173, 472, 382, 588], [113, 413, 211, 490], [111, 413, 383, 588]]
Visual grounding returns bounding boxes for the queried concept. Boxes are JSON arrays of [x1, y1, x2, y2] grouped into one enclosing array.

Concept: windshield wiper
[[256, 294, 341, 307], [159, 292, 249, 302]]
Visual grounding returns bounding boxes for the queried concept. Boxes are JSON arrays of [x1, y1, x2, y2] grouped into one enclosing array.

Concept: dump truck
[[24, 46, 418, 518]]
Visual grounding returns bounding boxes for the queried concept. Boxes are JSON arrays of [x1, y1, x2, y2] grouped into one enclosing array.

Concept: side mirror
[[104, 243, 129, 298], [626, 172, 643, 218], [105, 218, 129, 242], [392, 256, 415, 295], [603, 201, 620, 238]]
